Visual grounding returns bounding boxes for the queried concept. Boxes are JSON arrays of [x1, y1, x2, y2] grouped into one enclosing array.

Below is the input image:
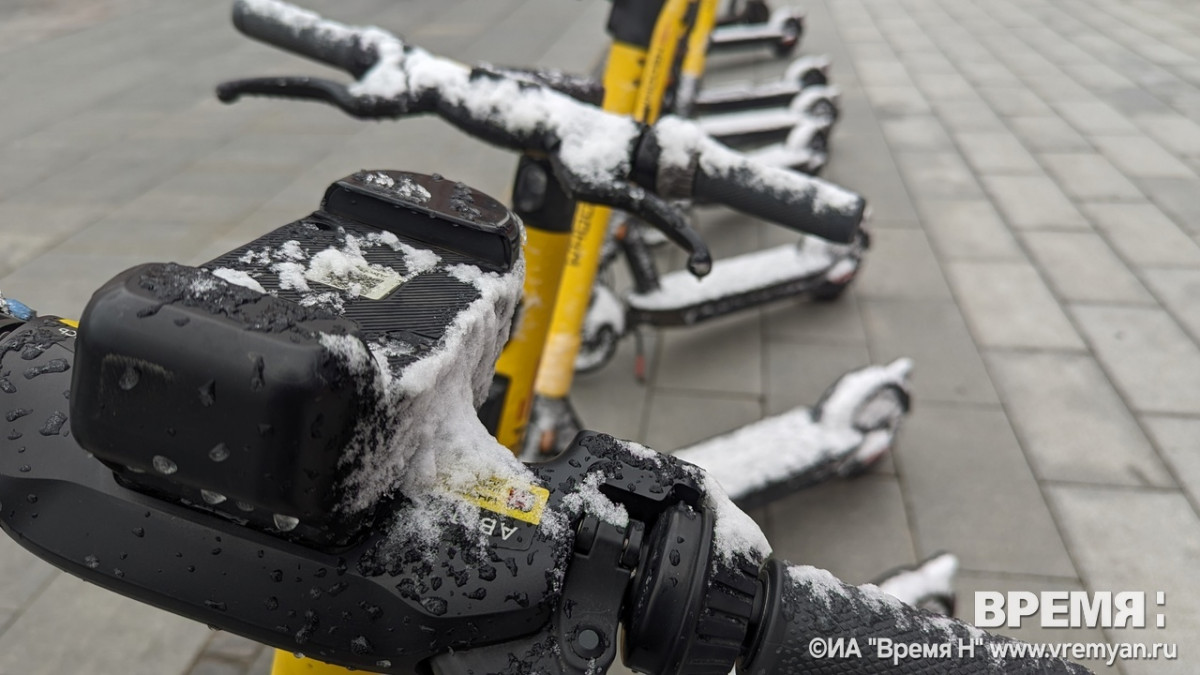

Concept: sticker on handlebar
[[459, 478, 550, 525]]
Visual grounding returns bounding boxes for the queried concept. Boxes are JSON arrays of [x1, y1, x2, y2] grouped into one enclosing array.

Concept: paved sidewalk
[[1, 0, 1198, 673]]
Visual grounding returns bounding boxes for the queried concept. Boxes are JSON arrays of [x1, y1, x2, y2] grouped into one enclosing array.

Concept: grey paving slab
[[862, 85, 934, 117], [568, 337, 653, 444], [0, 537, 54, 615], [1141, 268, 1200, 343], [930, 98, 1009, 132], [1020, 231, 1153, 304], [1136, 177, 1200, 236], [1090, 135, 1196, 178], [986, 351, 1173, 487], [945, 261, 1085, 350], [916, 198, 1025, 260], [854, 228, 954, 300], [1130, 113, 1200, 158], [1040, 152, 1145, 201], [0, 574, 211, 675], [1072, 304, 1200, 415], [955, 131, 1042, 175], [860, 298, 1000, 405], [880, 116, 956, 151], [644, 390, 762, 452], [653, 312, 762, 396], [1081, 202, 1200, 268], [763, 476, 917, 585], [982, 174, 1090, 230], [1141, 415, 1200, 509], [1047, 486, 1199, 675], [894, 151, 986, 199], [1007, 115, 1095, 153], [894, 403, 1077, 577], [762, 292, 869, 346], [973, 87, 1050, 120], [1051, 99, 1141, 135], [913, 72, 978, 101], [764, 340, 873, 416]]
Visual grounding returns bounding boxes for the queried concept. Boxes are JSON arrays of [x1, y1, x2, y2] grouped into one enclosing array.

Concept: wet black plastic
[[68, 171, 511, 547]]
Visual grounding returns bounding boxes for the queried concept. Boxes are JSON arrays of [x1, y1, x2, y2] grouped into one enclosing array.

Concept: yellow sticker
[[460, 478, 549, 525], [59, 319, 79, 328]]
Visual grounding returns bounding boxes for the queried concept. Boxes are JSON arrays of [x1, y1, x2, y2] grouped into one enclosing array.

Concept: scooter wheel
[[798, 67, 828, 89], [807, 97, 839, 123], [574, 325, 620, 374], [774, 18, 803, 58]]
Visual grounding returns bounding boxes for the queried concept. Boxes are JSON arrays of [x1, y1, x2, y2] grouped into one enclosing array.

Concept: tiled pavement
[[1, 0, 1198, 673]]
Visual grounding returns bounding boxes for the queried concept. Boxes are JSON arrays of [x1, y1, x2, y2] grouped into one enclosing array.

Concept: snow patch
[[211, 268, 265, 294]]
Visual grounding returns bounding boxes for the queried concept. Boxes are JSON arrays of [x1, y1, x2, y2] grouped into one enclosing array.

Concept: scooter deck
[[626, 240, 857, 326], [744, 141, 826, 175], [709, 7, 804, 51]]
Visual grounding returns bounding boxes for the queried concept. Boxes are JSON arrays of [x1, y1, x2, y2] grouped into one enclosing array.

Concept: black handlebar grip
[[644, 118, 865, 244], [232, 0, 380, 77], [740, 559, 1092, 675], [691, 161, 864, 244]]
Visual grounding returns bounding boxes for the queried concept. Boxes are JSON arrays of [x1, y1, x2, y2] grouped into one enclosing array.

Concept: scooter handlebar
[[232, 0, 380, 77], [741, 558, 1092, 674], [643, 117, 865, 244]]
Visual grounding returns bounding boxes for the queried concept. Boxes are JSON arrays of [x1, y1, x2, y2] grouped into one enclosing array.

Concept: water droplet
[[38, 410, 67, 436], [118, 367, 140, 391], [132, 527, 145, 538], [669, 549, 680, 566], [293, 653, 305, 660], [264, 596, 279, 610], [201, 490, 227, 505], [376, 661, 392, 669], [84, 555, 100, 569], [273, 514, 300, 532], [235, 501, 254, 512], [18, 464, 30, 473], [350, 635, 373, 655], [152, 455, 178, 475], [211, 547, 222, 556], [113, 568, 125, 578], [204, 600, 228, 611], [208, 443, 229, 462], [270, 570, 283, 583], [198, 380, 216, 407], [421, 597, 448, 616]]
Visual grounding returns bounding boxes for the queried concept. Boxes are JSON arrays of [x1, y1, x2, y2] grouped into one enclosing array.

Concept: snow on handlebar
[[228, 0, 865, 257]]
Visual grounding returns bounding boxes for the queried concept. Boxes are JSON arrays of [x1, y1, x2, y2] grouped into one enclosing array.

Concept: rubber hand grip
[[740, 559, 1092, 674], [232, 0, 380, 77], [650, 117, 865, 244]]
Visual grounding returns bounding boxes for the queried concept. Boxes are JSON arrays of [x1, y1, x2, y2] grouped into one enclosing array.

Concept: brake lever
[[216, 76, 414, 118], [548, 154, 712, 278]]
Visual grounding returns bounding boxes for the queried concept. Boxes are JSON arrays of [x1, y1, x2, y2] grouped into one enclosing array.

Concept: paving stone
[[1020, 231, 1153, 303], [916, 198, 1024, 260], [1136, 177, 1200, 235], [855, 60, 915, 88], [977, 86, 1054, 117], [894, 404, 1076, 577], [1081, 202, 1200, 268], [186, 659, 244, 675], [653, 312, 762, 396], [763, 340, 873, 416], [880, 116, 956, 151], [1040, 152, 1145, 201], [894, 151, 985, 199], [863, 85, 934, 117], [945, 261, 1085, 350], [0, 537, 55, 614], [0, 574, 211, 675], [854, 228, 954, 300], [1141, 415, 1200, 509], [1090, 135, 1196, 178], [822, 90, 921, 224], [1099, 86, 1177, 117], [1141, 268, 1200, 343], [956, 60, 1023, 87], [982, 174, 1090, 229], [1051, 99, 1141, 134], [763, 476, 917, 585], [930, 98, 1008, 132], [954, 131, 1041, 174], [644, 390, 762, 452], [201, 632, 263, 662], [986, 351, 1173, 487], [1072, 304, 1200, 415], [1022, 74, 1097, 104], [1006, 115, 1094, 152], [860, 298, 1000, 405], [913, 72, 978, 101], [762, 290, 869, 346], [1130, 113, 1200, 158], [1046, 486, 1199, 675]]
